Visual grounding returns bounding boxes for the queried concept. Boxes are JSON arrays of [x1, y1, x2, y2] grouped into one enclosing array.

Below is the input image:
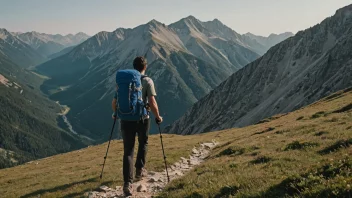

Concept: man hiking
[[112, 56, 163, 196]]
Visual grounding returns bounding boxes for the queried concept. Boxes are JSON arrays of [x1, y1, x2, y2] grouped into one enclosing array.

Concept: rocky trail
[[86, 141, 218, 198]]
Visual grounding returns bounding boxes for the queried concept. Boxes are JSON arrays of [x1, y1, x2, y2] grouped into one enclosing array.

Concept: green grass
[[1, 88, 352, 197]]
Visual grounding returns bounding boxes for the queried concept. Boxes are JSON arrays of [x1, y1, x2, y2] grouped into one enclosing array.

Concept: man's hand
[[112, 112, 117, 120], [155, 116, 163, 124]]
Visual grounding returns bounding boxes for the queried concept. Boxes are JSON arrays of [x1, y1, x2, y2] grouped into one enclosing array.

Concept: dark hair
[[133, 56, 147, 72]]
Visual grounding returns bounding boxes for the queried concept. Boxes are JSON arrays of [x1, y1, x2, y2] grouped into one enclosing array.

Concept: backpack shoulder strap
[[141, 75, 148, 80]]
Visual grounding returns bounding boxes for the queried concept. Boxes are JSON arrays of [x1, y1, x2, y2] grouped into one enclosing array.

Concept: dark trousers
[[121, 119, 150, 184]]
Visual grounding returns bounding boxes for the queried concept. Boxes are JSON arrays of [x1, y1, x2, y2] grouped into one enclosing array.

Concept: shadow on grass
[[217, 146, 245, 157], [333, 103, 352, 113], [284, 141, 319, 151], [185, 192, 204, 198], [251, 127, 275, 136], [214, 185, 240, 198], [318, 139, 352, 155], [250, 156, 272, 164], [20, 177, 99, 198]]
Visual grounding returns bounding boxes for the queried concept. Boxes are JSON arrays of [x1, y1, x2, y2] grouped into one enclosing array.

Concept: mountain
[[243, 32, 294, 54], [16, 32, 90, 58], [0, 52, 87, 169], [165, 4, 352, 135], [0, 28, 46, 68], [35, 16, 262, 140]]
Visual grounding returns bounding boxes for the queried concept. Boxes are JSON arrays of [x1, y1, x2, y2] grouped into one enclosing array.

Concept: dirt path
[[86, 141, 217, 198]]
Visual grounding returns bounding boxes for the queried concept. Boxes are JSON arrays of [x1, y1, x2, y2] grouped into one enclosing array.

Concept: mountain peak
[[179, 15, 201, 23], [75, 32, 89, 37], [212, 18, 223, 25], [335, 3, 352, 21], [170, 15, 202, 29], [30, 31, 40, 34], [185, 15, 197, 20], [0, 28, 9, 33], [336, 3, 352, 14], [0, 28, 13, 40], [147, 19, 163, 26]]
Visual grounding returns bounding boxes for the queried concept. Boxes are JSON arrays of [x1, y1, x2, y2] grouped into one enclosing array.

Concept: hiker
[[112, 56, 163, 196]]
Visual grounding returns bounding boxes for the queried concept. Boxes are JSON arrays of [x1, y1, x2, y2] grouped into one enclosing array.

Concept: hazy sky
[[0, 0, 351, 36]]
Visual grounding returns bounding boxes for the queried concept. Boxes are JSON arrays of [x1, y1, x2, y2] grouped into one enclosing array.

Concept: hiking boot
[[123, 182, 133, 196], [135, 168, 147, 180]]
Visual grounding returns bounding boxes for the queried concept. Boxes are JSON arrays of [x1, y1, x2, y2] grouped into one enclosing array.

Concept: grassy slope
[[160, 88, 352, 198], [0, 88, 351, 197]]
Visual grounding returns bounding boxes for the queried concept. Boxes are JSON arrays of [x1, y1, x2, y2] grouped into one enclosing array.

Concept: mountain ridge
[[165, 4, 352, 135], [0, 28, 46, 68], [16, 31, 90, 57]]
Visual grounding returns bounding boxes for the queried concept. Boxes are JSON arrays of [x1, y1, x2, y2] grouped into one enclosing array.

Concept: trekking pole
[[157, 122, 170, 183], [100, 118, 117, 180]]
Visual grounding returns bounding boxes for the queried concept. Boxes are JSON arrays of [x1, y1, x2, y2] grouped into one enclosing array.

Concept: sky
[[0, 0, 351, 37]]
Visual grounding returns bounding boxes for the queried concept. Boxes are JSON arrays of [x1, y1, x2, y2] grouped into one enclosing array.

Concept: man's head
[[133, 56, 147, 73]]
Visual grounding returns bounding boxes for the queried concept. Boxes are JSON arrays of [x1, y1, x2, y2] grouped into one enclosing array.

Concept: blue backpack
[[115, 69, 147, 121]]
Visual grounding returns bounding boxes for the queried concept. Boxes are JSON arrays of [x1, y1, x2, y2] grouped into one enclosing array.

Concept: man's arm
[[145, 78, 163, 123], [112, 98, 117, 111], [148, 95, 162, 122]]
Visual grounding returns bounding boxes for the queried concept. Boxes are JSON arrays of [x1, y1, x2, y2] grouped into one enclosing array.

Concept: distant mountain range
[[34, 16, 291, 140], [0, 29, 90, 69], [243, 32, 294, 54], [165, 4, 352, 135], [16, 31, 90, 57], [0, 28, 46, 68]]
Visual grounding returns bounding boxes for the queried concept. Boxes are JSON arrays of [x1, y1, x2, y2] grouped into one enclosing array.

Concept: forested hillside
[[0, 53, 86, 169]]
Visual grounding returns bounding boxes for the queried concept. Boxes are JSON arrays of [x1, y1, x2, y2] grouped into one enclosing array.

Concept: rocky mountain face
[[16, 32, 90, 58], [0, 28, 46, 68], [0, 52, 86, 169], [165, 4, 352, 135], [35, 16, 266, 140]]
